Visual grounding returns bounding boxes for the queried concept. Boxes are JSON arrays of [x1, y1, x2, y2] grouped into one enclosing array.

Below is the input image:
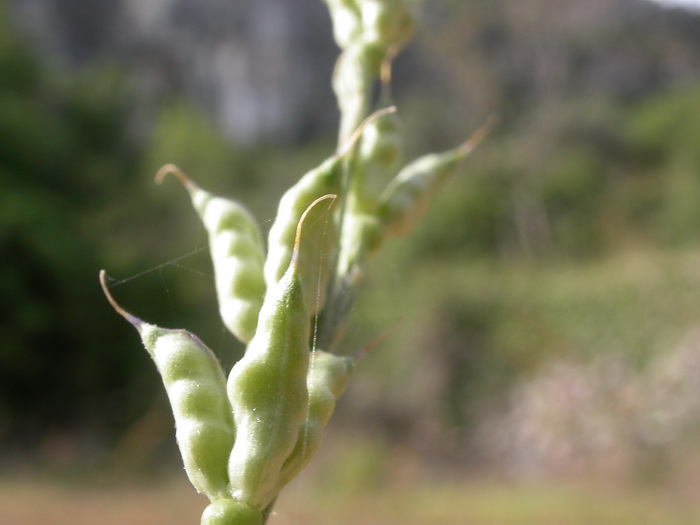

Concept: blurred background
[[3, 0, 700, 523]]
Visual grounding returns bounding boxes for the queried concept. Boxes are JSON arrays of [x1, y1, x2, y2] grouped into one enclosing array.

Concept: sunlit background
[[3, 0, 700, 523]]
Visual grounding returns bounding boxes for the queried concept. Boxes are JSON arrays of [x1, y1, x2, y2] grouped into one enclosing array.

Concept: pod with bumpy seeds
[[227, 195, 336, 509], [350, 92, 402, 213], [264, 159, 340, 316], [258, 350, 355, 508], [333, 41, 385, 143], [335, 64, 402, 282], [99, 271, 234, 501], [378, 117, 495, 237], [334, 210, 383, 292], [157, 165, 266, 344], [354, 103, 402, 195], [264, 108, 394, 316], [257, 323, 396, 508]]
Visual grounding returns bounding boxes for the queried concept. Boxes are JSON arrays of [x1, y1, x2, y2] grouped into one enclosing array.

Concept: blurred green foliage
[[0, 2, 145, 454]]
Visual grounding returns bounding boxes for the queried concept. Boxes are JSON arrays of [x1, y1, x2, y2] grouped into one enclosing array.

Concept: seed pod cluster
[[102, 1, 493, 522], [264, 107, 394, 317], [335, 56, 402, 284], [327, 0, 417, 142], [325, 0, 420, 303], [102, 196, 363, 522], [340, 118, 495, 270]]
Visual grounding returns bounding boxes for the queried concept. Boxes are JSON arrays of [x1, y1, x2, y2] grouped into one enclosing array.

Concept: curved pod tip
[[337, 106, 397, 158], [155, 163, 196, 190], [291, 194, 338, 267], [458, 115, 498, 157], [99, 270, 143, 329]]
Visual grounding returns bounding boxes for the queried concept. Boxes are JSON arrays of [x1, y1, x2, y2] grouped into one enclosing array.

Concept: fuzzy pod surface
[[226, 199, 340, 508], [378, 119, 494, 237], [264, 110, 390, 316], [100, 272, 234, 501], [264, 156, 342, 316], [354, 103, 403, 195], [259, 350, 355, 506], [335, 107, 401, 281], [333, 41, 385, 143], [157, 165, 266, 344]]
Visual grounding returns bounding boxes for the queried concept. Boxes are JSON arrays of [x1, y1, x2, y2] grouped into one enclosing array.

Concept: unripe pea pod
[[343, 49, 401, 218], [322, 0, 362, 49], [200, 498, 261, 525], [258, 324, 396, 508], [333, 41, 385, 143], [360, 48, 403, 182], [264, 108, 395, 316], [378, 117, 496, 237], [264, 158, 340, 317], [99, 271, 234, 501], [333, 60, 402, 294], [334, 210, 383, 289], [355, 102, 403, 198], [156, 165, 266, 344], [258, 350, 355, 508], [337, 74, 401, 269], [227, 195, 336, 509], [299, 350, 355, 440]]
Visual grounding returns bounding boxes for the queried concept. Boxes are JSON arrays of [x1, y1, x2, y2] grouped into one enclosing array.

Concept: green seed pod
[[367, 49, 404, 176], [200, 498, 262, 525], [264, 159, 340, 316], [303, 350, 355, 437], [333, 63, 401, 290], [338, 109, 401, 273], [333, 41, 385, 143], [258, 350, 355, 507], [227, 196, 335, 508], [100, 271, 234, 501], [322, 0, 362, 49], [378, 118, 495, 237], [264, 109, 394, 316], [157, 165, 266, 344], [359, 0, 416, 52], [335, 210, 383, 288], [258, 324, 395, 508], [355, 104, 403, 195]]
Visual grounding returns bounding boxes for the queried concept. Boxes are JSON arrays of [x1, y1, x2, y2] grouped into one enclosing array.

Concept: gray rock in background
[[8, 0, 700, 148], [9, 0, 339, 145]]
